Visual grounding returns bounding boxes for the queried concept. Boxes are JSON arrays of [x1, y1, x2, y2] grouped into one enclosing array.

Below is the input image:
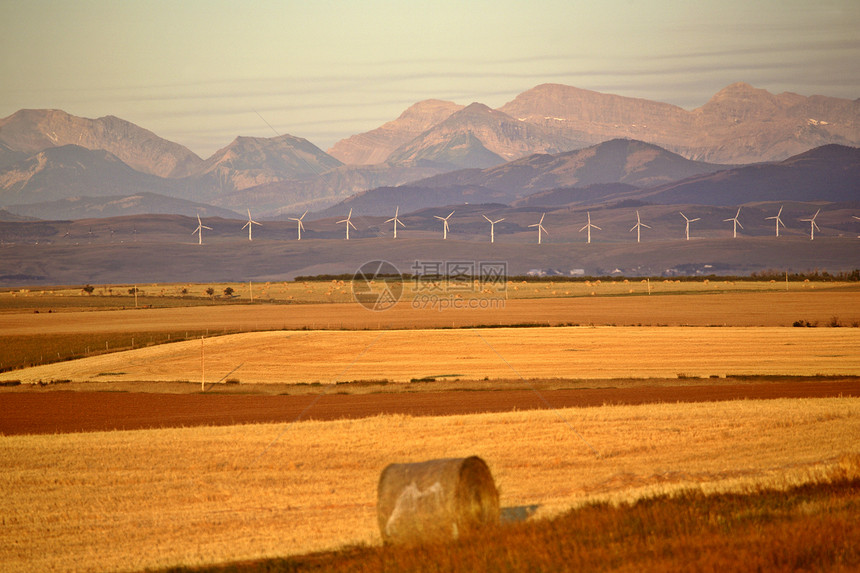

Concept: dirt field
[[1, 379, 857, 435]]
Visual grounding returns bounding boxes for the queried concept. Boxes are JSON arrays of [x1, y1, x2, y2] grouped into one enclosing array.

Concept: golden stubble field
[[2, 284, 859, 334], [2, 398, 858, 572], [3, 326, 860, 385]]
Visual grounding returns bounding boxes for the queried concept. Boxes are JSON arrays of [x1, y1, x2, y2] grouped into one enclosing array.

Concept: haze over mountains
[[0, 82, 858, 221]]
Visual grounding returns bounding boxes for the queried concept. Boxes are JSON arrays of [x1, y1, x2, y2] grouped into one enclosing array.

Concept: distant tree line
[[294, 270, 860, 283]]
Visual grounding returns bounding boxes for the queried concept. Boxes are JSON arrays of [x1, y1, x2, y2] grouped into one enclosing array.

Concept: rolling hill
[[497, 82, 860, 164], [634, 144, 860, 206], [5, 192, 240, 220], [0, 145, 187, 204], [385, 103, 580, 169], [0, 109, 202, 178], [194, 134, 343, 192], [416, 139, 732, 197], [327, 99, 464, 165]]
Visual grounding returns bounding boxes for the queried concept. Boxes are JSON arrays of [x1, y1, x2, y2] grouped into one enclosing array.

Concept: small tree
[[223, 286, 234, 297], [128, 287, 137, 295], [82, 284, 95, 295], [205, 287, 215, 297]]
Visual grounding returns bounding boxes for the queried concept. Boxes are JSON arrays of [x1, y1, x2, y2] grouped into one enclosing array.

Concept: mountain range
[[319, 141, 859, 217], [0, 82, 858, 220]]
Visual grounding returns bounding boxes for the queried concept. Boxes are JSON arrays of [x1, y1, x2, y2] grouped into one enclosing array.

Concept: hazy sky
[[2, 0, 858, 158]]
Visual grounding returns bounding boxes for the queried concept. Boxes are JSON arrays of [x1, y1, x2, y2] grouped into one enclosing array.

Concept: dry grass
[[3, 326, 858, 385], [1, 398, 858, 572], [209, 470, 860, 573], [2, 279, 852, 311], [3, 287, 858, 375]]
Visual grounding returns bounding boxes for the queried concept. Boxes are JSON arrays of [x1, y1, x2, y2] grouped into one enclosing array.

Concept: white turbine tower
[[434, 211, 454, 239], [482, 214, 505, 243], [337, 208, 357, 240], [800, 209, 821, 240], [629, 210, 651, 243], [529, 213, 548, 244], [242, 208, 262, 241], [385, 206, 405, 238], [192, 213, 212, 245], [765, 205, 786, 237], [679, 212, 700, 241], [724, 207, 743, 238], [578, 212, 601, 244], [289, 210, 308, 240]]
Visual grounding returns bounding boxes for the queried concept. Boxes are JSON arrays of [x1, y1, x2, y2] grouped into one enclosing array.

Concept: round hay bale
[[377, 456, 499, 544]]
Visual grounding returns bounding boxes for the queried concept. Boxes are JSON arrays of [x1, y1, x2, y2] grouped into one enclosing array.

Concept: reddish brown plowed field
[[2, 380, 857, 435]]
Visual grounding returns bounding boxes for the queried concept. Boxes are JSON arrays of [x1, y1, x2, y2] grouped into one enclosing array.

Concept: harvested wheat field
[[1, 290, 858, 337], [3, 326, 858, 385], [1, 398, 858, 572]]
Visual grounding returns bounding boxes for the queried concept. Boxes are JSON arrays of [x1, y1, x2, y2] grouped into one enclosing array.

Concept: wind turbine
[[242, 208, 262, 241], [337, 208, 356, 240], [723, 207, 743, 238], [482, 214, 505, 243], [529, 213, 548, 244], [765, 205, 786, 237], [578, 212, 601, 244], [679, 212, 700, 241], [289, 210, 308, 240], [192, 213, 212, 245], [434, 211, 454, 239], [800, 209, 820, 240], [385, 206, 405, 238], [629, 210, 651, 243]]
